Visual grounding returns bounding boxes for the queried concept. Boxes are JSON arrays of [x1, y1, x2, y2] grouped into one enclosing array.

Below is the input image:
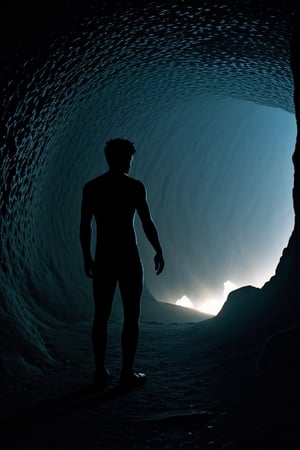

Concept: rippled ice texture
[[0, 0, 296, 376]]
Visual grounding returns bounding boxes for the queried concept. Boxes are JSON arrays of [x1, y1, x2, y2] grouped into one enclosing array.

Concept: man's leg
[[92, 271, 117, 384], [118, 260, 144, 383]]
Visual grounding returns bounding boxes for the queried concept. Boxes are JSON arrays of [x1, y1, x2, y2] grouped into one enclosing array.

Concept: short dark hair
[[104, 138, 136, 168]]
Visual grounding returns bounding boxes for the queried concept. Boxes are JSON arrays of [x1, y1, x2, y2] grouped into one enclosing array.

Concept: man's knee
[[123, 302, 141, 324]]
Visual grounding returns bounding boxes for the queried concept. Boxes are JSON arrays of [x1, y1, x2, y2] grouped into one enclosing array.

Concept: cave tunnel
[[0, 0, 299, 382]]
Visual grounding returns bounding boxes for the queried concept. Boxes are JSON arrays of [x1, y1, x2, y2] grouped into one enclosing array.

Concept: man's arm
[[136, 183, 164, 275], [80, 184, 94, 278]]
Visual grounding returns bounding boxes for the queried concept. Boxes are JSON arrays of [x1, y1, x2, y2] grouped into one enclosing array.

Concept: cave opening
[[0, 0, 297, 378]]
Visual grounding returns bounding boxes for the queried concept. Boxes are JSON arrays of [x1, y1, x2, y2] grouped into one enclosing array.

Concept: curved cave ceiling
[[0, 0, 298, 370]]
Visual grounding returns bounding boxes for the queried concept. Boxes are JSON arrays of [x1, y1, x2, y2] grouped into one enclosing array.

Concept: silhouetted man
[[80, 138, 164, 389]]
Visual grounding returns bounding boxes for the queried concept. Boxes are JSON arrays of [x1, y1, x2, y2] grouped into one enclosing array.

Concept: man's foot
[[118, 371, 147, 390], [93, 368, 111, 389]]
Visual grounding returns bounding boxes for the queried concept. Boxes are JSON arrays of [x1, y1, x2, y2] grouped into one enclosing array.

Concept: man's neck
[[108, 168, 128, 175]]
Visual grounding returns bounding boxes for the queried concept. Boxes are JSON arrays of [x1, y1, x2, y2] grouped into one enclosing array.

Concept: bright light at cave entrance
[[176, 295, 194, 309], [198, 298, 224, 316], [176, 281, 238, 315], [223, 280, 237, 297], [198, 280, 238, 316]]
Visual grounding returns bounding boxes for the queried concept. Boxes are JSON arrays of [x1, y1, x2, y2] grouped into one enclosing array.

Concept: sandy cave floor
[[0, 320, 297, 450]]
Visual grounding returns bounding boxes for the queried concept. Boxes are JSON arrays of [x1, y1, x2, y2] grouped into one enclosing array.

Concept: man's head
[[104, 138, 136, 173]]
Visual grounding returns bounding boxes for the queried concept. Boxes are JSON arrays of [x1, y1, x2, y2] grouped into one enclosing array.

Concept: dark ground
[[1, 319, 298, 450]]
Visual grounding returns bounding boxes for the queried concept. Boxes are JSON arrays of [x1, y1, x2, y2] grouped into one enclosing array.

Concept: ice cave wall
[[0, 0, 299, 379]]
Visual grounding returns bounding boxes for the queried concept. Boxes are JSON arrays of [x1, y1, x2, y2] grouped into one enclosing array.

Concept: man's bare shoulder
[[126, 175, 145, 189], [83, 173, 145, 196], [83, 174, 107, 191]]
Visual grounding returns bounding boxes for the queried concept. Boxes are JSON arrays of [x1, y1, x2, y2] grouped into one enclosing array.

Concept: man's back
[[83, 171, 144, 256]]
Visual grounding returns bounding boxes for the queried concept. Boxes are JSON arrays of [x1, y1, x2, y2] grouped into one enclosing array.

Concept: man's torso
[[84, 171, 143, 262]]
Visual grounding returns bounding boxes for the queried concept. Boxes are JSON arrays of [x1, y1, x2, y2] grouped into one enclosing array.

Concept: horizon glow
[[175, 280, 238, 316]]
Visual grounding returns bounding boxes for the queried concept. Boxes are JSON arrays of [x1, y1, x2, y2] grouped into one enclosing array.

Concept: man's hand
[[84, 259, 95, 278], [154, 253, 164, 275]]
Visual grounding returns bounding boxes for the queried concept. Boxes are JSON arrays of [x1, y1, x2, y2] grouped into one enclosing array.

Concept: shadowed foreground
[[1, 314, 299, 450]]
